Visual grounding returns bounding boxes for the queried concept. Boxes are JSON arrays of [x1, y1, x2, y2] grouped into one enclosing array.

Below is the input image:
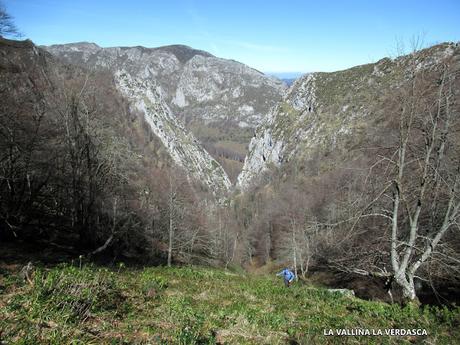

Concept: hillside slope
[[42, 42, 232, 194], [1, 263, 459, 344], [0, 37, 227, 259], [238, 43, 459, 189], [44, 43, 285, 180]]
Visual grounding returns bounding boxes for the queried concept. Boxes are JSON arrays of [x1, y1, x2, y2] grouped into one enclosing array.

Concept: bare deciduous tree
[[383, 65, 460, 302], [339, 59, 460, 303], [0, 2, 22, 38]]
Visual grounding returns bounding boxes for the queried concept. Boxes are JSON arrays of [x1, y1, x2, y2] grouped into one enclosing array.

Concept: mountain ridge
[[44, 42, 285, 181], [237, 42, 459, 189]]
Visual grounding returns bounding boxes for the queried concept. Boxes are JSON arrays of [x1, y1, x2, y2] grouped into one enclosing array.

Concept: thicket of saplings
[[0, 50, 222, 266]]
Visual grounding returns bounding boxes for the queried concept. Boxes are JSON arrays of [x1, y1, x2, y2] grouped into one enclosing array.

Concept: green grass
[[1, 264, 459, 344]]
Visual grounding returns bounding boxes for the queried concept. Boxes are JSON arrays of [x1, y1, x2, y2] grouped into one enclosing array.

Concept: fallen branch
[[89, 234, 114, 256]]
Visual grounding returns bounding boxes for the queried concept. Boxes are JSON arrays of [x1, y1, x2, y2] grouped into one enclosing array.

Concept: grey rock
[[327, 288, 355, 297], [44, 42, 284, 133]]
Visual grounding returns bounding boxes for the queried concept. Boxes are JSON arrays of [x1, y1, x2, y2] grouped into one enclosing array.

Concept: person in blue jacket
[[276, 268, 295, 287]]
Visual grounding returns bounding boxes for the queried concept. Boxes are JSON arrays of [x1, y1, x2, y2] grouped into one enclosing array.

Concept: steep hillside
[[114, 70, 231, 195], [238, 43, 460, 189], [2, 263, 459, 344], [0, 37, 225, 260], [43, 43, 231, 194], [44, 43, 285, 180], [232, 43, 460, 303]]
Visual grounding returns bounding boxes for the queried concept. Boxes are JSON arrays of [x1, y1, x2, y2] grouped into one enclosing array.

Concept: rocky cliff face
[[237, 43, 459, 189], [44, 43, 285, 181], [44, 42, 241, 194], [45, 43, 283, 128], [114, 69, 231, 195]]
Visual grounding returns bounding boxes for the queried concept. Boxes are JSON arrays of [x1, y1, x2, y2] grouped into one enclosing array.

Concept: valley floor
[[1, 260, 459, 344]]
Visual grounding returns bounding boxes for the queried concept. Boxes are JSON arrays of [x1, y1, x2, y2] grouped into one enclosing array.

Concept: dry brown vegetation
[[0, 38, 232, 266], [234, 45, 460, 304]]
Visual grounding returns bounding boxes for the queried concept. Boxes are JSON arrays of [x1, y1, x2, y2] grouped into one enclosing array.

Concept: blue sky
[[4, 0, 460, 73]]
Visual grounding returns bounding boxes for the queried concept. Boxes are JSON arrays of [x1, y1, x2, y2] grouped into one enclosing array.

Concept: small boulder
[[19, 262, 34, 284], [327, 288, 355, 298]]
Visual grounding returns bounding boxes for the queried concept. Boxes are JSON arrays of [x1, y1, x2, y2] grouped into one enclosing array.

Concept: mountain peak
[[153, 44, 214, 64], [46, 41, 100, 52]]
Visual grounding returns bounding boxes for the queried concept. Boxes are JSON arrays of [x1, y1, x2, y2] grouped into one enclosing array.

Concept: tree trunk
[[167, 205, 173, 267], [291, 219, 298, 279], [395, 273, 419, 304], [167, 176, 174, 267]]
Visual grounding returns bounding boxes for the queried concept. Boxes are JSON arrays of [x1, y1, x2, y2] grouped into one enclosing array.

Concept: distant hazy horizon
[[266, 71, 305, 79], [4, 0, 460, 73]]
